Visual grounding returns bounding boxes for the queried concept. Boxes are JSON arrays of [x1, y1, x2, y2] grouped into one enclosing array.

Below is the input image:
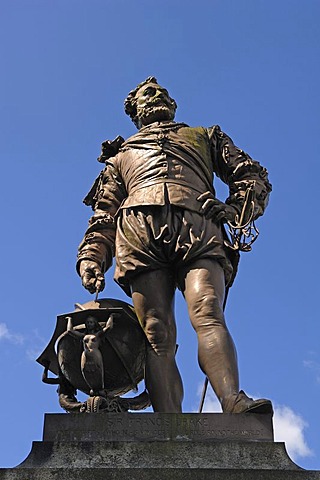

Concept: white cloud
[[304, 359, 320, 384], [0, 323, 9, 339], [0, 323, 24, 344], [0, 323, 45, 360], [196, 384, 312, 462], [199, 387, 222, 413], [25, 329, 47, 361], [26, 348, 42, 361], [273, 405, 313, 461]]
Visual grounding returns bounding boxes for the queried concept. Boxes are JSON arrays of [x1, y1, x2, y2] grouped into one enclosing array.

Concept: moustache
[[147, 97, 172, 107]]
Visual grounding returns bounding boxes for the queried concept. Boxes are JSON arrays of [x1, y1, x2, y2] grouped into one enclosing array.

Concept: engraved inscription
[[44, 413, 273, 442], [100, 415, 265, 440]]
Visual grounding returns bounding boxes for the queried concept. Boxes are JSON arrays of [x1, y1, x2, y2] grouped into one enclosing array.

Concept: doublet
[[77, 121, 271, 286]]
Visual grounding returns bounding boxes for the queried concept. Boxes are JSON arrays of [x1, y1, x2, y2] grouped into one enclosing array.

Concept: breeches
[[114, 205, 233, 296]]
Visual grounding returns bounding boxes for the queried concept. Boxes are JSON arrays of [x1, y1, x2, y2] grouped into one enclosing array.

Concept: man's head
[[124, 76, 177, 129]]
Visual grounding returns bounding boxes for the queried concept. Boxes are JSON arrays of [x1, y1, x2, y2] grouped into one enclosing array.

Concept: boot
[[223, 390, 273, 414]]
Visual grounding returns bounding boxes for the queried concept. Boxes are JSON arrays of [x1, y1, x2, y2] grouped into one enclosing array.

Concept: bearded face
[[134, 83, 177, 128]]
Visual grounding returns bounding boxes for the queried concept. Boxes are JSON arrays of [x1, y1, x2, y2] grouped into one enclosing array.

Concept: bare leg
[[178, 259, 239, 409], [131, 269, 183, 412]]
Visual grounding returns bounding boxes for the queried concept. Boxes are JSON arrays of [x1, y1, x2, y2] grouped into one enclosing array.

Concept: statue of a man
[[77, 76, 272, 413]]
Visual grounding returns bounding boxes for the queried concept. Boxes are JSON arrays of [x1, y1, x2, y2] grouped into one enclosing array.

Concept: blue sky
[[0, 0, 319, 471]]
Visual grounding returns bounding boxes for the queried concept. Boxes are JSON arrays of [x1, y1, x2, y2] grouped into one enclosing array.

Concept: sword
[[224, 184, 259, 252]]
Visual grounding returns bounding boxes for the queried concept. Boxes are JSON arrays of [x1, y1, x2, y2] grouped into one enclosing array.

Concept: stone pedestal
[[0, 413, 319, 479]]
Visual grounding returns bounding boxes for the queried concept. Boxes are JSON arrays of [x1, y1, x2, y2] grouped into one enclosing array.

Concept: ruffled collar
[[138, 121, 188, 132]]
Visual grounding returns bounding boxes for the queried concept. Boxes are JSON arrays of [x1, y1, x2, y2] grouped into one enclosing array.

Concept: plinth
[[0, 413, 319, 479]]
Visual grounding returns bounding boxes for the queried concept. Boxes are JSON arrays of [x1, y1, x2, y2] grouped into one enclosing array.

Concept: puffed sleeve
[[207, 125, 272, 219], [76, 156, 127, 274]]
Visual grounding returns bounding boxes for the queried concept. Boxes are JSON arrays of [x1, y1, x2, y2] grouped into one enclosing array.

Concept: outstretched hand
[[79, 260, 105, 294], [197, 192, 237, 224]]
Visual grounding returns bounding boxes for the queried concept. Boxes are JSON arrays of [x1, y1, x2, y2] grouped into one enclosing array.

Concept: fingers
[[197, 192, 237, 224], [207, 207, 227, 222], [207, 204, 236, 223], [92, 266, 105, 293], [224, 206, 237, 223], [214, 209, 227, 222], [80, 262, 105, 294], [95, 276, 105, 293], [201, 198, 223, 215], [197, 191, 213, 202], [81, 270, 96, 293], [197, 192, 222, 211], [198, 196, 226, 222], [83, 276, 105, 294]]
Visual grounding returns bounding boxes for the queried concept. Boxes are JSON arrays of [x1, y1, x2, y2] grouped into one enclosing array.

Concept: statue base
[[0, 413, 319, 479]]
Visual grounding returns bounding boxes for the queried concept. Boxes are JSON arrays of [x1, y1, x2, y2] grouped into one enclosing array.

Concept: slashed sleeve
[[207, 125, 272, 219], [76, 156, 127, 274]]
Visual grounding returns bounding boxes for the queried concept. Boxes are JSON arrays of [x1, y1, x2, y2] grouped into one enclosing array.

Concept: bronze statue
[[39, 299, 151, 413], [77, 76, 272, 413], [66, 314, 114, 396]]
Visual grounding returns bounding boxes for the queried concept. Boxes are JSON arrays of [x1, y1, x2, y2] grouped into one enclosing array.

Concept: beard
[[136, 103, 175, 127]]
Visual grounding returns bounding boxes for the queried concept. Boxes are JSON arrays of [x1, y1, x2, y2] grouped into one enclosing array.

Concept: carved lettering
[[101, 415, 267, 441]]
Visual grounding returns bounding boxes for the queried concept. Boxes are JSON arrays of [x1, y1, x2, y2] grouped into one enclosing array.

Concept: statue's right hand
[[79, 260, 105, 294]]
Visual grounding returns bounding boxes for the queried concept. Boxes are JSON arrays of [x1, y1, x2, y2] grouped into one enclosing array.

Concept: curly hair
[[124, 76, 177, 128]]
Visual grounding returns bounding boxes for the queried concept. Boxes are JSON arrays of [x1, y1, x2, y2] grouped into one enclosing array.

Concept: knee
[[142, 310, 175, 354], [188, 293, 225, 332]]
